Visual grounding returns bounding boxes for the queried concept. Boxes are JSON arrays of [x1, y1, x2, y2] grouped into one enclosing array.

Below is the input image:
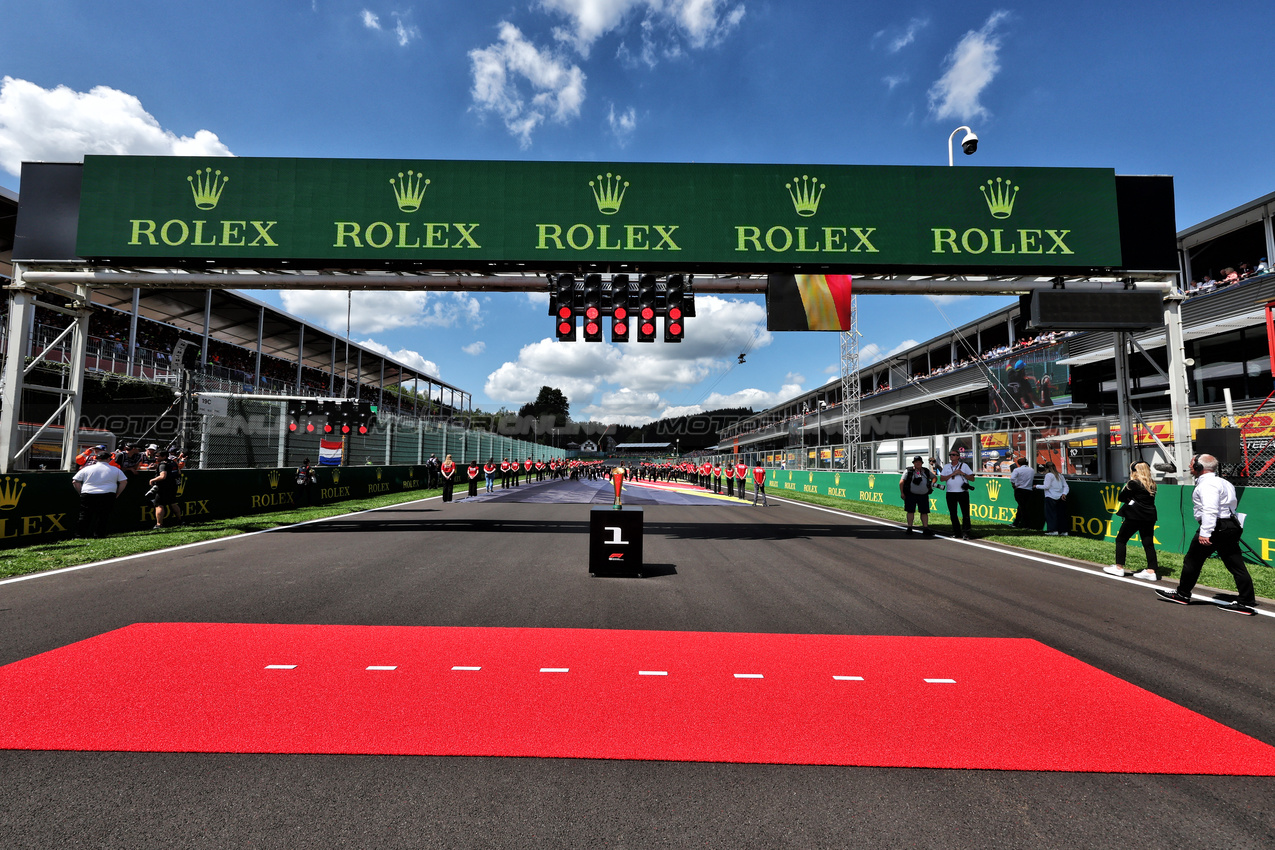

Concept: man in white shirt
[[71, 450, 129, 539], [1009, 457, 1037, 529], [939, 449, 975, 539], [1157, 454, 1256, 615]]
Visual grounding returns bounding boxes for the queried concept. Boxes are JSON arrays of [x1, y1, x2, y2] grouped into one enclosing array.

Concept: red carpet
[[2, 624, 1274, 774]]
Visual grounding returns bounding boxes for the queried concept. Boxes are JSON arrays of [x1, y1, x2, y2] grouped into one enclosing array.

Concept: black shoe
[[904, 526, 914, 534], [1217, 601, 1257, 615], [1156, 588, 1192, 605], [922, 528, 935, 537]]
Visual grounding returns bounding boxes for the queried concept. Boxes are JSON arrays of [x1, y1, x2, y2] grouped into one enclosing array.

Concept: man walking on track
[[1156, 454, 1257, 615]]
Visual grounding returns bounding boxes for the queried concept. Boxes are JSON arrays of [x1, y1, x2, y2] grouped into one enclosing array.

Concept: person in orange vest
[[440, 454, 456, 502], [75, 444, 105, 469], [735, 460, 749, 500], [467, 460, 481, 498], [484, 458, 497, 493], [752, 465, 769, 507]]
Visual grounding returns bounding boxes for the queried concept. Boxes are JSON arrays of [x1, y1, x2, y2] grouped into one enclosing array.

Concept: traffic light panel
[[664, 274, 685, 343], [339, 400, 357, 434], [554, 274, 576, 341], [610, 274, 629, 342], [321, 400, 339, 434], [582, 273, 603, 342], [637, 274, 657, 343], [357, 402, 377, 435], [287, 399, 303, 432]]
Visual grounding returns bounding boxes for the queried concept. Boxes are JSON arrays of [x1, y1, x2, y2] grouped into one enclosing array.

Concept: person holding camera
[[899, 456, 935, 536], [148, 448, 182, 529], [939, 450, 975, 539]]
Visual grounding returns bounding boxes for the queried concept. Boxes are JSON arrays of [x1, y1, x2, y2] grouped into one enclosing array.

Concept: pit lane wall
[[767, 469, 1275, 564], [0, 465, 429, 548]]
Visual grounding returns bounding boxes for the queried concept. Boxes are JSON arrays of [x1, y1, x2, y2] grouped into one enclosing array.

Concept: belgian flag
[[765, 274, 854, 331]]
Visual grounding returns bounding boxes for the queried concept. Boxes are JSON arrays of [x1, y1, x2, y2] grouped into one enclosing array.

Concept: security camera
[[961, 131, 979, 155]]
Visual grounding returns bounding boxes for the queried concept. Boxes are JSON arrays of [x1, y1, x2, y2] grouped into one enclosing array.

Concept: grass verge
[[0, 488, 442, 581], [773, 490, 1275, 601]]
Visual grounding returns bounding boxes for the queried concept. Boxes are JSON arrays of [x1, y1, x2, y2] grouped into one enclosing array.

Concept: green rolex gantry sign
[[76, 156, 1123, 271]]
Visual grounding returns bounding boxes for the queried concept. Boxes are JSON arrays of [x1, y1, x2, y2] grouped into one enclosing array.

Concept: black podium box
[[589, 506, 644, 577]]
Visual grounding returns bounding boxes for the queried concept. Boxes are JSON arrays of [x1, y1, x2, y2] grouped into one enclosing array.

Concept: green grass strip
[[773, 490, 1274, 601], [0, 489, 442, 581]]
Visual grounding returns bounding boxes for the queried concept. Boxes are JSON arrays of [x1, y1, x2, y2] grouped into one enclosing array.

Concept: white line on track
[[264, 665, 296, 670], [366, 666, 397, 671], [925, 678, 957, 684], [733, 673, 764, 679], [0, 494, 443, 587], [638, 670, 668, 676], [833, 675, 864, 681], [451, 666, 482, 671], [771, 496, 1275, 619], [540, 668, 569, 673]]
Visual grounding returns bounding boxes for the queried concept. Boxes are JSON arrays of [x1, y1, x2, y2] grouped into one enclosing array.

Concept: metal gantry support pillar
[[0, 266, 93, 473], [840, 293, 862, 472]]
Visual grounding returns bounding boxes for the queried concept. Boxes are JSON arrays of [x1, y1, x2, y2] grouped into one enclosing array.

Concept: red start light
[[358, 425, 368, 435], [342, 425, 351, 434], [614, 307, 628, 320], [289, 422, 298, 432], [324, 424, 333, 433], [615, 322, 628, 335], [558, 321, 573, 334], [668, 307, 682, 321], [585, 306, 599, 320], [641, 322, 655, 335], [641, 307, 654, 320], [306, 423, 315, 433], [669, 322, 683, 335], [585, 322, 599, 335], [558, 306, 572, 319]]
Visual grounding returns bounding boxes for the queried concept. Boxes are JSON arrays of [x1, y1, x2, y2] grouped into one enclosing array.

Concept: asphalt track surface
[[2, 477, 1272, 848]]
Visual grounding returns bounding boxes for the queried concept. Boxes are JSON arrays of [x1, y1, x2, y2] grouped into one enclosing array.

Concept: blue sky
[[3, 1, 1274, 423]]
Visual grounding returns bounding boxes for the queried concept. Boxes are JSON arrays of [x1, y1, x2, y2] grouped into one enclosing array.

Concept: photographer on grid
[[148, 448, 182, 530], [939, 450, 976, 539]]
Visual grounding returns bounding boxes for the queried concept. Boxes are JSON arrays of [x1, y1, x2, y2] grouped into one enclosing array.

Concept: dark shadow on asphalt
[[281, 517, 902, 541]]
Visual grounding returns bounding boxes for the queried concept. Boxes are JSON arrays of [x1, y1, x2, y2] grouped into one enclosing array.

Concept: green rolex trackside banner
[[76, 156, 1123, 271]]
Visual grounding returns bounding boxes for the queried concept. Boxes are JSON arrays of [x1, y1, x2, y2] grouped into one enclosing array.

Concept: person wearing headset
[[1156, 454, 1257, 615]]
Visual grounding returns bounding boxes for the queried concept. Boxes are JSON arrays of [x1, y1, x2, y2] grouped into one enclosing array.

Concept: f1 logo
[[604, 526, 629, 545]]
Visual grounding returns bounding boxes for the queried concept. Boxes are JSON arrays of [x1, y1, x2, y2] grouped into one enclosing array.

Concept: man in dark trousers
[[71, 450, 129, 538], [1156, 454, 1257, 615], [1009, 457, 1038, 529]]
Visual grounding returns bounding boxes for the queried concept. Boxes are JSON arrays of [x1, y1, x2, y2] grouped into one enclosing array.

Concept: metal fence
[[196, 397, 562, 471]]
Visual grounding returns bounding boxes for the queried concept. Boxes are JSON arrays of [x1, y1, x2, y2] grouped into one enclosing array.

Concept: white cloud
[[861, 338, 919, 366], [278, 290, 482, 335], [393, 14, 421, 46], [469, 22, 586, 147], [884, 74, 907, 92], [541, 0, 744, 56], [928, 10, 1010, 122], [0, 76, 231, 177], [882, 16, 928, 53], [356, 337, 440, 378], [607, 103, 637, 143], [463, 341, 487, 356], [361, 9, 381, 29]]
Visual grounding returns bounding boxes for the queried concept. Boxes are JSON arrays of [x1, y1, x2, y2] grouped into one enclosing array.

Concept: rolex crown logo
[[390, 170, 430, 213], [332, 468, 341, 484], [809, 472, 814, 483], [589, 172, 628, 215], [786, 174, 825, 217], [834, 473, 841, 486], [187, 167, 229, 210], [985, 479, 1001, 501], [868, 474, 875, 488], [376, 467, 383, 481], [980, 177, 1019, 219], [0, 476, 26, 511], [1102, 485, 1121, 513], [267, 469, 281, 489], [176, 476, 188, 498]]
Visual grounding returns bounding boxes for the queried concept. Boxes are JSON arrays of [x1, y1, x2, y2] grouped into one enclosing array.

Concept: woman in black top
[[1105, 461, 1159, 580]]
